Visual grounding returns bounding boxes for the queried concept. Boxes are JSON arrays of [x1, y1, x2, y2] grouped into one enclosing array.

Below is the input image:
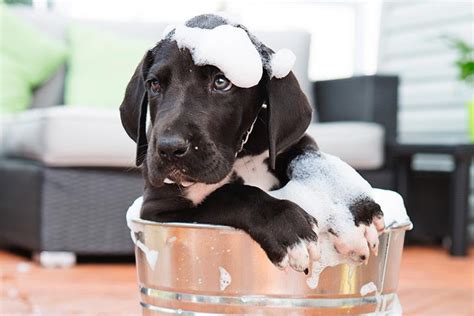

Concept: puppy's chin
[[188, 153, 235, 185], [147, 170, 168, 188], [146, 157, 170, 187], [148, 168, 229, 187], [146, 149, 235, 187]]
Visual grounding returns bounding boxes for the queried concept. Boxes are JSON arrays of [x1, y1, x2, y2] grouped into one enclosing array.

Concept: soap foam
[[127, 196, 159, 270], [269, 151, 374, 237], [269, 48, 296, 79], [269, 151, 410, 287], [173, 24, 263, 88], [162, 15, 296, 88], [306, 235, 349, 289], [360, 282, 378, 296], [218, 266, 232, 291]]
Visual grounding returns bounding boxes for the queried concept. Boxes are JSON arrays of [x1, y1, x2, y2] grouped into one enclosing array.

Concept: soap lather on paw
[[269, 150, 385, 266]]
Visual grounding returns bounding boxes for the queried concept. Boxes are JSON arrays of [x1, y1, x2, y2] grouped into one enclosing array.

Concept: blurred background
[[0, 0, 473, 314]]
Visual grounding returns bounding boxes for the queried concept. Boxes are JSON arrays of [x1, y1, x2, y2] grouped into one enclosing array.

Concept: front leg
[[142, 183, 320, 273]]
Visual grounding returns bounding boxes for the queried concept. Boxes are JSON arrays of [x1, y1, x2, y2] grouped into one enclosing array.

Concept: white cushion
[[1, 110, 385, 169], [306, 122, 385, 170], [1, 107, 136, 167]]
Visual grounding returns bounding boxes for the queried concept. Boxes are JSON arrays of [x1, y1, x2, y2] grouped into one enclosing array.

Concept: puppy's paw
[[350, 197, 385, 233], [329, 198, 383, 264], [329, 225, 371, 264], [256, 200, 320, 273], [279, 224, 321, 272], [365, 223, 380, 256]]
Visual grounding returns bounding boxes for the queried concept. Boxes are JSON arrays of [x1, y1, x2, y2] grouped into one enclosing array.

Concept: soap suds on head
[[161, 14, 296, 89], [218, 266, 232, 291], [173, 24, 263, 88], [269, 48, 296, 79]]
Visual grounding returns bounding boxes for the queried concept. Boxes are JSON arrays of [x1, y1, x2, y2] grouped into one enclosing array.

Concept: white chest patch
[[233, 150, 280, 191], [183, 151, 279, 206], [184, 173, 233, 206]]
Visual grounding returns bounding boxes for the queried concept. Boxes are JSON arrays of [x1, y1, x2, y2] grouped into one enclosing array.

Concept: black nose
[[157, 135, 190, 159]]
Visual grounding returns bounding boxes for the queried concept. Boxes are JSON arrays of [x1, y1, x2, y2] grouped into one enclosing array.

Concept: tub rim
[[131, 218, 412, 232]]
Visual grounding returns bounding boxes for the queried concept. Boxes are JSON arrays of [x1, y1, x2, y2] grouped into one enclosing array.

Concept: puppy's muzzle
[[157, 134, 190, 160]]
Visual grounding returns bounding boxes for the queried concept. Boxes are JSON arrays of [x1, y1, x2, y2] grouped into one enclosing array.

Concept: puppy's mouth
[[146, 141, 235, 188], [164, 169, 197, 187]]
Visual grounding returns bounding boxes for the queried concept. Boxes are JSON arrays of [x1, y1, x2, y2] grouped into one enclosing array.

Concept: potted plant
[[445, 37, 474, 142]]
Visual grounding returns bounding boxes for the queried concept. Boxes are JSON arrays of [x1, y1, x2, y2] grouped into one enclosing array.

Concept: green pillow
[[65, 24, 153, 108], [0, 6, 68, 114]]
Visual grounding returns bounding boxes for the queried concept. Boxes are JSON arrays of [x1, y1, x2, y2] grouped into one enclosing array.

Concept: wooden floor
[[1, 246, 473, 315]]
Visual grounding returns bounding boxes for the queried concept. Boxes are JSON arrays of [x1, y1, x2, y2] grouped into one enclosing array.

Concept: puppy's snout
[[157, 135, 190, 159]]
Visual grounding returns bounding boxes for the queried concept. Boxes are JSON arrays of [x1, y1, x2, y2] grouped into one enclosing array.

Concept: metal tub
[[130, 219, 410, 315]]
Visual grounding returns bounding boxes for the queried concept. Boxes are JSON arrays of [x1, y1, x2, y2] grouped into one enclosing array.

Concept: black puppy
[[120, 14, 382, 272]]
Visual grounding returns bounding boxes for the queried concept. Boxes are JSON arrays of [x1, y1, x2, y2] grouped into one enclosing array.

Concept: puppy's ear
[[266, 71, 312, 169], [119, 50, 154, 166]]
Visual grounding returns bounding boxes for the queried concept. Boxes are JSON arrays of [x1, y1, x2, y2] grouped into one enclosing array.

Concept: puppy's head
[[120, 14, 312, 187]]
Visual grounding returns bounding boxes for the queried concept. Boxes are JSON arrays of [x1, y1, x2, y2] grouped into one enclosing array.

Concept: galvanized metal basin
[[131, 218, 410, 315]]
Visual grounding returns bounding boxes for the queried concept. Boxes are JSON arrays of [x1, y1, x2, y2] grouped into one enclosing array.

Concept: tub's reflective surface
[[131, 219, 410, 315]]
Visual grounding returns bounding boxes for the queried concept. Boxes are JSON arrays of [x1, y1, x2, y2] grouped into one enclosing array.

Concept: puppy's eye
[[149, 79, 161, 94], [212, 74, 232, 92]]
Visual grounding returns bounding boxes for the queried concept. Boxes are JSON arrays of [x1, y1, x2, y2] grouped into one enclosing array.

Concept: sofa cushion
[[0, 6, 68, 114], [306, 122, 385, 170], [2, 111, 384, 169], [64, 23, 156, 108], [9, 6, 68, 108], [1, 107, 136, 167]]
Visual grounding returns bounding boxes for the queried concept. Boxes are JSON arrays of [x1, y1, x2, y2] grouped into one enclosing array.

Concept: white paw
[[277, 225, 320, 273], [365, 223, 380, 256], [330, 224, 377, 264], [288, 241, 310, 272]]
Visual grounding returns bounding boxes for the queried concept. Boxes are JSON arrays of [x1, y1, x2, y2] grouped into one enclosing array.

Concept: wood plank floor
[[1, 246, 473, 315]]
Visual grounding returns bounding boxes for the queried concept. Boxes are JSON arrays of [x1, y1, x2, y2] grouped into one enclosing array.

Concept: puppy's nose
[[157, 135, 190, 159]]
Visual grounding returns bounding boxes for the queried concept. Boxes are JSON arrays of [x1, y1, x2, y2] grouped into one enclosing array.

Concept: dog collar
[[235, 104, 266, 157], [236, 117, 257, 156]]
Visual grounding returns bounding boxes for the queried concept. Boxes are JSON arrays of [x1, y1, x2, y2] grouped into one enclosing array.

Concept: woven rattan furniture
[[0, 159, 142, 265]]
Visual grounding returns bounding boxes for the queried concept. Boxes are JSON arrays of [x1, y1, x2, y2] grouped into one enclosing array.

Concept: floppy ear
[[266, 71, 313, 169], [119, 51, 153, 166]]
